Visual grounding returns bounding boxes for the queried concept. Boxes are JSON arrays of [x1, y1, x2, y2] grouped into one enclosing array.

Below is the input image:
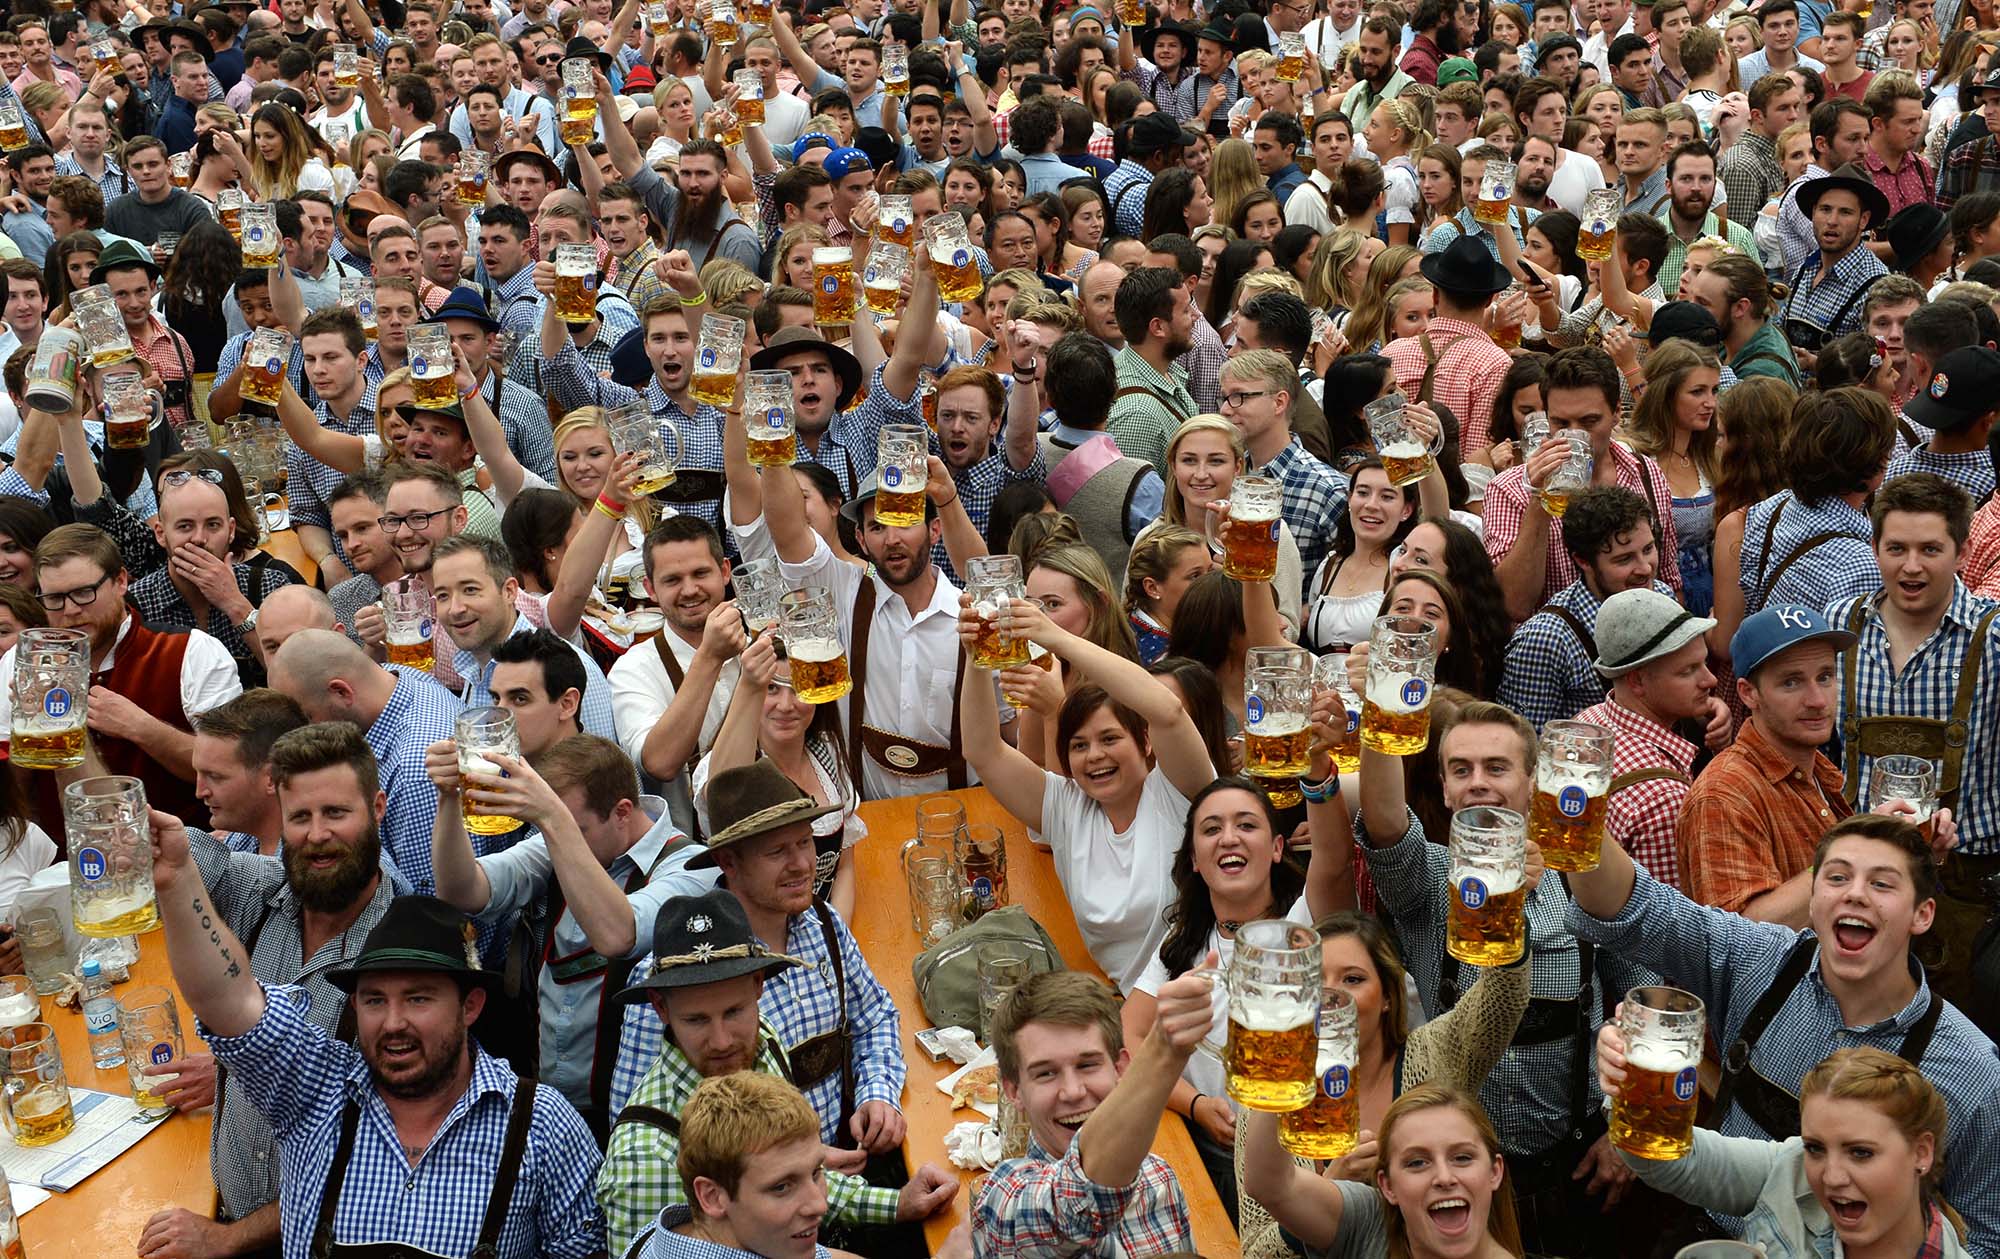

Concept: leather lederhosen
[[1749, 498, 1870, 615], [1437, 927, 1598, 1150], [844, 579, 969, 791], [1839, 599, 2000, 812], [784, 901, 859, 1140], [651, 632, 710, 843], [1610, 765, 1692, 795], [1713, 936, 1944, 1139], [308, 1081, 550, 1259]]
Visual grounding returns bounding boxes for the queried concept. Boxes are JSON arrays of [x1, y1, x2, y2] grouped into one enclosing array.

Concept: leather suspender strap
[[1938, 604, 2000, 804], [1763, 531, 1870, 607], [308, 1100, 365, 1259], [1635, 457, 1665, 551], [844, 579, 969, 789], [1752, 500, 1788, 604], [1538, 603, 1596, 659], [470, 1081, 540, 1259], [1416, 332, 1472, 405], [1609, 765, 1691, 793], [815, 900, 856, 1128], [1112, 383, 1192, 426], [652, 634, 705, 780], [612, 1103, 679, 1137], [1713, 935, 1817, 1136], [845, 579, 877, 797]]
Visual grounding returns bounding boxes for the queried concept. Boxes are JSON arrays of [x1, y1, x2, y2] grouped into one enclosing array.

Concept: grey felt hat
[[1592, 588, 1715, 679]]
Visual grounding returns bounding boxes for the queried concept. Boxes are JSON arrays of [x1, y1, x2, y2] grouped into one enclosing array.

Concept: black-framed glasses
[[1219, 388, 1272, 409], [160, 467, 226, 491], [37, 572, 113, 611], [378, 507, 454, 532]]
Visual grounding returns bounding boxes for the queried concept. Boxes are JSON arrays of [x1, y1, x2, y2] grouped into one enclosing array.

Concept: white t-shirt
[[1039, 765, 1188, 994], [1545, 148, 1608, 216], [1132, 894, 1313, 1099], [1383, 155, 1419, 228], [0, 825, 56, 921]]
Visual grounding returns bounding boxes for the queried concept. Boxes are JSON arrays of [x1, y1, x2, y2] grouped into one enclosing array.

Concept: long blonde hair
[[1624, 340, 1722, 483], [1344, 245, 1422, 351], [1207, 138, 1265, 237], [1305, 227, 1370, 311], [1378, 1084, 1523, 1259], [1800, 1047, 1965, 1243], [553, 407, 658, 530], [1029, 544, 1140, 661], [1161, 415, 1247, 528]]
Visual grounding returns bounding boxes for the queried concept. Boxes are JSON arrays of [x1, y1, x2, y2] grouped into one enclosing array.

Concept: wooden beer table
[[852, 788, 1240, 1258], [18, 934, 215, 1258], [260, 526, 317, 588]]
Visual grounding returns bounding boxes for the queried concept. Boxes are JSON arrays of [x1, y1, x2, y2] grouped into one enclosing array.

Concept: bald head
[[256, 586, 339, 659], [269, 629, 393, 724]]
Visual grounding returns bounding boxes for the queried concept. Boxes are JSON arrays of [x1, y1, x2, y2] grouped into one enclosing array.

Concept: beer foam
[[1230, 993, 1317, 1032], [1537, 764, 1606, 794], [1366, 673, 1427, 714], [789, 637, 844, 663], [1232, 500, 1281, 522], [1624, 1043, 1700, 1074], [1249, 714, 1307, 736], [1450, 864, 1523, 895], [462, 754, 502, 776], [1379, 440, 1426, 460]]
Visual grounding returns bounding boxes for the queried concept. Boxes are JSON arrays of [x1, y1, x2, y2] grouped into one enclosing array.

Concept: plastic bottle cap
[[81, 960, 100, 978]]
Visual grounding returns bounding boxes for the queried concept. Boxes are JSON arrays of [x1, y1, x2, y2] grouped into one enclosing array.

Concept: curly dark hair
[[1158, 776, 1309, 976], [162, 218, 244, 313]]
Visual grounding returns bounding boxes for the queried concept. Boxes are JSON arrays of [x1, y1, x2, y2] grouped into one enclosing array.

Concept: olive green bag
[[911, 905, 1065, 1029]]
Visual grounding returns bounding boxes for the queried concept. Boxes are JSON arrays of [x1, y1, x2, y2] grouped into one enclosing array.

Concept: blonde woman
[[1153, 415, 1303, 630], [1304, 226, 1375, 316], [1124, 524, 1212, 665], [700, 258, 763, 309], [773, 223, 831, 290], [273, 364, 415, 474], [1342, 245, 1424, 351], [1362, 98, 1429, 246], [1207, 138, 1266, 237], [246, 102, 334, 199]]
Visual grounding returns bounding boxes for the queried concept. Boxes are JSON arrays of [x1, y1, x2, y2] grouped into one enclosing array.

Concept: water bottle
[[81, 960, 123, 1069]]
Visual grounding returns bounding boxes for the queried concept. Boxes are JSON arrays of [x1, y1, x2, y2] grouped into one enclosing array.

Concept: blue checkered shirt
[[364, 669, 467, 893], [1172, 67, 1240, 136], [608, 903, 906, 1141], [470, 368, 558, 482], [1780, 245, 1888, 343], [1365, 805, 1656, 1156], [203, 982, 606, 1259], [54, 154, 127, 203], [330, 236, 373, 277], [539, 343, 727, 536], [1829, 581, 2000, 854], [1884, 444, 1997, 506], [826, 361, 945, 499], [1568, 870, 2000, 1256], [1258, 440, 1348, 606], [489, 267, 544, 344], [1103, 159, 1155, 238], [1738, 490, 1880, 616], [508, 293, 640, 405], [287, 382, 380, 559], [455, 612, 618, 743], [635, 1206, 830, 1259], [937, 447, 1048, 582], [1501, 579, 1611, 731]]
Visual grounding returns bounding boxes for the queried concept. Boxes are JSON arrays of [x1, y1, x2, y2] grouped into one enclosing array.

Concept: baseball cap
[[1904, 345, 2000, 432], [1437, 57, 1479, 87], [1730, 605, 1858, 680], [1647, 300, 1721, 350], [790, 132, 836, 164], [822, 147, 873, 182], [1124, 111, 1185, 158]]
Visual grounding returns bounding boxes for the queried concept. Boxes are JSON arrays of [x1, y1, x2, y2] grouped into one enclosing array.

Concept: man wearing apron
[[1566, 812, 2000, 1255], [151, 838, 607, 1259], [1828, 473, 2000, 1025]]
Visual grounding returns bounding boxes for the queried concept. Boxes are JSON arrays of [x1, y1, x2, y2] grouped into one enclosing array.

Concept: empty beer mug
[[863, 240, 910, 316], [606, 402, 682, 495], [457, 707, 521, 837], [780, 588, 851, 704], [1216, 920, 1321, 1112], [730, 556, 786, 636], [1361, 616, 1438, 756], [11, 627, 89, 770], [1474, 159, 1516, 225], [1445, 806, 1527, 966], [1224, 475, 1283, 581], [967, 555, 1030, 669], [554, 243, 599, 326], [744, 370, 797, 467], [1245, 648, 1312, 781], [17, 908, 70, 997], [1539, 429, 1591, 519], [74, 291, 133, 368], [1870, 755, 1940, 840], [0, 1023, 74, 1146], [900, 833, 950, 927], [1579, 188, 1620, 261], [976, 941, 1029, 1038], [1363, 392, 1431, 488], [1530, 720, 1615, 872], [811, 246, 857, 325], [956, 821, 1009, 919], [240, 202, 278, 267], [382, 580, 436, 673], [118, 985, 184, 1118], [1280, 988, 1359, 1158], [917, 793, 966, 843], [64, 776, 160, 937], [693, 313, 747, 407], [879, 195, 915, 248], [875, 424, 930, 527], [923, 215, 983, 303], [240, 326, 293, 408], [1611, 986, 1706, 1160]]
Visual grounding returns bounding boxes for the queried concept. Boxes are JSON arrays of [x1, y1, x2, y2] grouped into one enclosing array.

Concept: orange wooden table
[[261, 527, 317, 588], [853, 788, 1241, 1259], [18, 934, 215, 1258]]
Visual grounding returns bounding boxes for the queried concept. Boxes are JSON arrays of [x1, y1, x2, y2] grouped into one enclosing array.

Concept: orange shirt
[[1675, 717, 1852, 914]]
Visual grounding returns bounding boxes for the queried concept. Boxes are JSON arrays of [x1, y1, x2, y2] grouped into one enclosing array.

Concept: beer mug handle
[[0, 1074, 21, 1141], [1184, 965, 1227, 1057], [659, 417, 682, 468]]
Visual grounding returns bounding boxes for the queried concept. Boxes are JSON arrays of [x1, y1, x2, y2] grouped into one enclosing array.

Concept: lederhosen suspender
[[844, 580, 970, 793], [1537, 603, 1596, 660], [1714, 936, 1945, 1139], [1839, 599, 2000, 809], [1111, 384, 1192, 426], [652, 634, 708, 782], [785, 901, 858, 1138], [308, 1080, 539, 1259], [1416, 332, 1473, 406], [1750, 499, 1869, 612], [612, 1031, 791, 1140], [1438, 929, 1598, 1142], [1610, 765, 1691, 794]]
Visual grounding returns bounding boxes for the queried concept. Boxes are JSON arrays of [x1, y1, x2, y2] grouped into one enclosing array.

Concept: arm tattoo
[[192, 893, 243, 980]]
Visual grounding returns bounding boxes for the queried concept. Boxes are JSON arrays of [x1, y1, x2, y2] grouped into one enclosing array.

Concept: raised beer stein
[[25, 327, 84, 413], [1216, 920, 1320, 1112], [1361, 615, 1438, 756], [1362, 392, 1431, 488], [0, 1023, 75, 1146], [240, 202, 278, 267], [1474, 159, 1516, 225], [560, 58, 599, 145], [730, 556, 786, 636], [1311, 653, 1362, 776], [1445, 805, 1526, 966], [882, 39, 910, 95], [1869, 755, 1939, 842], [339, 274, 375, 337], [647, 0, 672, 35], [967, 555, 1031, 669], [923, 215, 983, 303], [64, 775, 161, 937], [382, 580, 436, 673], [100, 372, 161, 450], [406, 324, 455, 408], [875, 424, 930, 527], [91, 37, 118, 75], [1223, 475, 1283, 581], [956, 822, 1009, 920], [779, 587, 851, 704], [239, 326, 293, 408], [1280, 988, 1359, 1158], [744, 370, 797, 467], [1245, 648, 1312, 781], [734, 68, 766, 124], [692, 313, 747, 407], [1539, 428, 1592, 519], [1276, 30, 1307, 80], [863, 240, 910, 316], [709, 0, 741, 45], [1611, 986, 1706, 1160], [554, 243, 600, 326], [0, 105, 27, 153], [333, 42, 360, 86], [457, 707, 522, 837], [810, 246, 857, 325], [217, 187, 244, 239], [879, 195, 916, 248], [170, 151, 193, 188], [457, 148, 489, 205], [10, 627, 90, 769], [118, 985, 184, 1119], [1530, 720, 1615, 872], [74, 290, 134, 368], [1579, 188, 1620, 261], [606, 402, 682, 495]]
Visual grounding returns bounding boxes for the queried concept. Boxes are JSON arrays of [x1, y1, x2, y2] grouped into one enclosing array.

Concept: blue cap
[[424, 285, 500, 331], [790, 132, 836, 164], [822, 147, 873, 182], [1730, 604, 1859, 679], [609, 325, 651, 387]]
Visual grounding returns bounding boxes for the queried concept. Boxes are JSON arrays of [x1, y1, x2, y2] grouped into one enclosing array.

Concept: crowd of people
[[1, 0, 2000, 1254]]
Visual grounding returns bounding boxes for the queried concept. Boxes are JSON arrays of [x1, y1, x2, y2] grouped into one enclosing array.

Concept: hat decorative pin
[[1932, 373, 1950, 399], [689, 914, 712, 934], [461, 920, 480, 969]]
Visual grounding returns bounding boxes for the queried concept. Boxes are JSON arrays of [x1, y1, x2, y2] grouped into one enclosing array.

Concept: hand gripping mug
[[874, 424, 930, 527], [457, 706, 522, 837], [1312, 653, 1362, 776], [863, 240, 911, 316], [1528, 720, 1615, 872], [730, 556, 786, 637], [606, 402, 682, 495], [118, 986, 185, 1119], [1223, 475, 1283, 581], [1610, 986, 1706, 1160], [1361, 615, 1438, 755], [1212, 920, 1321, 1112], [1539, 428, 1592, 519], [1280, 988, 1360, 1157], [554, 243, 600, 326], [100, 371, 163, 450], [1474, 159, 1516, 225], [692, 313, 747, 407], [967, 555, 1031, 669], [1362, 392, 1431, 488], [1244, 647, 1313, 780], [1869, 755, 1940, 845], [733, 68, 766, 124], [744, 370, 798, 466], [10, 627, 90, 769], [1445, 805, 1527, 966], [780, 587, 851, 704], [239, 326, 294, 408], [64, 775, 161, 937], [382, 581, 436, 672]]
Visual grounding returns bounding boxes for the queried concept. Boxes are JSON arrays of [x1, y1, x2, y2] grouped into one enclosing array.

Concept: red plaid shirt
[[973, 1141, 1191, 1258], [131, 314, 195, 431], [1482, 442, 1685, 607], [1861, 145, 1937, 217], [1962, 495, 2000, 598], [1577, 697, 1696, 890], [1379, 315, 1513, 453]]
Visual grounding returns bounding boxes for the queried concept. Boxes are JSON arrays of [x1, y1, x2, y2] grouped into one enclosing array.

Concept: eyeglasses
[[37, 571, 113, 611], [160, 467, 226, 490], [535, 51, 562, 64], [378, 507, 455, 532], [1219, 389, 1271, 409]]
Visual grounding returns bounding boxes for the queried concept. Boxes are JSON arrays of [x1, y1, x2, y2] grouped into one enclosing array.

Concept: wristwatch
[[238, 607, 260, 636]]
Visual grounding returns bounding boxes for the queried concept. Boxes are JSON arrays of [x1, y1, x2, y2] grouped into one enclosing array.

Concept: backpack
[[912, 905, 1064, 1029]]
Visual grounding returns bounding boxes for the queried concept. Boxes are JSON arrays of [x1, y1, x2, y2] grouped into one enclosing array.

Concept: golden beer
[[219, 203, 241, 239], [92, 41, 118, 74], [561, 103, 596, 147], [1538, 488, 1572, 518], [9, 1087, 75, 1147], [710, 14, 739, 45], [1493, 318, 1522, 351], [171, 156, 192, 188], [11, 726, 85, 769], [747, 430, 796, 466], [461, 787, 517, 836], [1446, 866, 1525, 965], [1361, 675, 1431, 754], [1224, 1000, 1318, 1112], [106, 415, 149, 449], [0, 121, 26, 152], [91, 343, 134, 369], [1117, 0, 1147, 22], [1577, 225, 1614, 261], [1610, 1047, 1701, 1160], [1332, 704, 1361, 775], [1029, 645, 1056, 671], [881, 205, 916, 249], [1377, 440, 1430, 488], [1245, 718, 1311, 778], [811, 251, 857, 324], [789, 639, 853, 704], [458, 167, 486, 205], [631, 463, 677, 495], [1222, 515, 1280, 582], [885, 71, 909, 96], [412, 369, 456, 409], [556, 271, 597, 325], [1277, 51, 1304, 81], [242, 351, 285, 406], [130, 1075, 171, 1115], [874, 486, 926, 527], [745, 0, 773, 19], [80, 892, 159, 937], [690, 369, 735, 407], [865, 276, 899, 315], [972, 612, 1030, 669], [1280, 1061, 1360, 1158], [1474, 194, 1511, 225], [1528, 778, 1609, 872], [737, 92, 765, 125], [648, 2, 672, 35], [1256, 774, 1304, 808], [387, 636, 435, 673], [921, 378, 939, 429], [933, 249, 981, 303]]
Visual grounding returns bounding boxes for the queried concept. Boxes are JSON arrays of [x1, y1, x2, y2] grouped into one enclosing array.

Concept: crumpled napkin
[[916, 1025, 982, 1065], [945, 1120, 1003, 1170]]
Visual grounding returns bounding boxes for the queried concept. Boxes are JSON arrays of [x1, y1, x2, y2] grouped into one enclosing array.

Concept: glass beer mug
[[554, 243, 599, 326], [0, 1023, 75, 1146], [780, 587, 851, 704], [382, 581, 435, 672], [218, 187, 244, 239], [11, 627, 90, 769], [25, 327, 84, 414], [1244, 647, 1312, 780], [1312, 653, 1362, 776], [240, 202, 278, 267], [1276, 31, 1306, 81], [406, 324, 455, 408], [1539, 428, 1592, 519], [1474, 159, 1516, 225], [1279, 988, 1360, 1158], [863, 240, 910, 316], [1361, 615, 1438, 755], [118, 985, 184, 1119], [1610, 986, 1706, 1160], [879, 195, 915, 248], [100, 371, 162, 450], [923, 216, 983, 303], [1212, 920, 1320, 1112], [955, 821, 1009, 920], [65, 775, 161, 937], [607, 402, 682, 495], [560, 57, 598, 145], [1529, 720, 1614, 871], [967, 555, 1030, 669], [457, 149, 489, 205], [1445, 805, 1527, 966], [1223, 475, 1283, 581], [333, 42, 360, 87], [709, 0, 741, 45], [882, 39, 910, 95], [340, 274, 377, 340], [811, 246, 857, 325], [1362, 392, 1431, 488], [692, 313, 747, 407], [0, 105, 27, 153], [457, 707, 521, 837], [744, 370, 797, 467], [240, 326, 293, 408], [734, 68, 765, 124], [730, 557, 786, 638], [1869, 755, 1940, 843], [74, 288, 133, 368], [1579, 188, 1620, 261], [875, 425, 930, 526]]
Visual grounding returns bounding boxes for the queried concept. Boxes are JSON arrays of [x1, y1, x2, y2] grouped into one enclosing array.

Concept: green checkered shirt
[[596, 1019, 902, 1250]]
